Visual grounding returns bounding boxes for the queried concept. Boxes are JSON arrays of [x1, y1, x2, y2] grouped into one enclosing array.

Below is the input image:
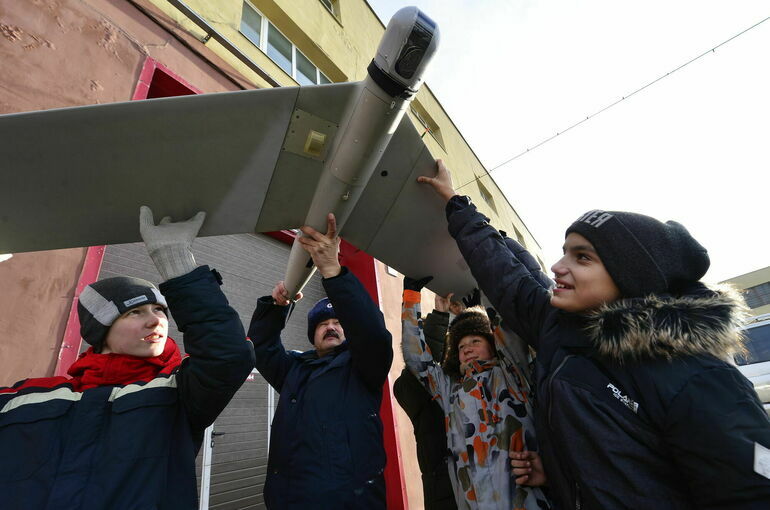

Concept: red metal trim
[[132, 58, 157, 100], [265, 230, 298, 244], [379, 377, 409, 510], [54, 246, 105, 377], [339, 240, 408, 510], [132, 57, 202, 100]]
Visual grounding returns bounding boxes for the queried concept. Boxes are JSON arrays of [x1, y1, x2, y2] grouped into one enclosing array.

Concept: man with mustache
[[249, 213, 394, 509]]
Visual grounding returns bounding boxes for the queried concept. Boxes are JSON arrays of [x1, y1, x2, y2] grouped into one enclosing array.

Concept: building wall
[[0, 249, 86, 386], [723, 266, 770, 317]]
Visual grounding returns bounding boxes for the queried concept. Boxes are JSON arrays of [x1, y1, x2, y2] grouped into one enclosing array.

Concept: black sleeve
[[422, 310, 449, 363], [247, 296, 297, 393], [393, 367, 433, 424], [665, 366, 770, 509], [446, 196, 553, 349], [162, 266, 256, 434], [502, 236, 553, 290], [322, 267, 393, 392]]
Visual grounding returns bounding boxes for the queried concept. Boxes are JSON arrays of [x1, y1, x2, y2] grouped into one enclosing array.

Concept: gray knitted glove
[[139, 205, 206, 281]]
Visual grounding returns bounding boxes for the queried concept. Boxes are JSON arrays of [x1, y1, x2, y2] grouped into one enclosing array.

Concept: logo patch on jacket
[[606, 383, 639, 413], [755, 442, 770, 480]]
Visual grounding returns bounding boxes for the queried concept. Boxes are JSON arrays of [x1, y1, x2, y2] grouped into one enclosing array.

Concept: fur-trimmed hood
[[584, 284, 748, 362]]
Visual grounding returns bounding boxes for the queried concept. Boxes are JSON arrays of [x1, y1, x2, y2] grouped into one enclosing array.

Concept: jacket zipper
[[546, 354, 582, 510], [575, 481, 582, 510], [547, 354, 576, 426]]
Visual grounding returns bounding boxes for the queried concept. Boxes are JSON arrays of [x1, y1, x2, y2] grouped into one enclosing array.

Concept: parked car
[[735, 313, 770, 416]]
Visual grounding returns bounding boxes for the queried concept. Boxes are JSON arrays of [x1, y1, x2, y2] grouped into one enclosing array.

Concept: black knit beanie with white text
[[566, 210, 710, 297]]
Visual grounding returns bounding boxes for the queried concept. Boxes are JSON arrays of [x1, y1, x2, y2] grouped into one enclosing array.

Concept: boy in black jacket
[[418, 160, 770, 510]]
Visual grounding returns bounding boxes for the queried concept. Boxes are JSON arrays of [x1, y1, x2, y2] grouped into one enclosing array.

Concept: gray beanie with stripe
[[77, 276, 168, 351]]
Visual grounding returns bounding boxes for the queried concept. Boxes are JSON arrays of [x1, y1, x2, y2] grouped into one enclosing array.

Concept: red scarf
[[67, 338, 184, 391]]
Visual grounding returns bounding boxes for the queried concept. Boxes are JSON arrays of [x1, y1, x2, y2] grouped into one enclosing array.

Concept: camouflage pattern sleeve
[[401, 289, 452, 412]]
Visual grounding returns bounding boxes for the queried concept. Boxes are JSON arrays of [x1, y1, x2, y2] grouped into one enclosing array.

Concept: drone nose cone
[[370, 7, 440, 98]]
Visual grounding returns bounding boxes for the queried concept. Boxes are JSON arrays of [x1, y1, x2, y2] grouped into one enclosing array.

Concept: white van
[[735, 313, 770, 416]]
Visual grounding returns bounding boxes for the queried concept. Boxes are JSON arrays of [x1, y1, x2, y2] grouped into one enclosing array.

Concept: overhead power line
[[455, 15, 770, 191]]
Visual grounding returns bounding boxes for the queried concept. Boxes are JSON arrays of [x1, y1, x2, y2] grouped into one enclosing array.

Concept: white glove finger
[[189, 211, 206, 231], [139, 206, 155, 227], [179, 211, 206, 243], [159, 216, 172, 225]]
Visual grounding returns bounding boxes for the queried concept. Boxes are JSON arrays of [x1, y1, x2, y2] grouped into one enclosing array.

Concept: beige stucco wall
[[0, 250, 86, 386]]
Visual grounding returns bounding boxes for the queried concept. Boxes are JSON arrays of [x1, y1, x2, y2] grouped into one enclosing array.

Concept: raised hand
[[298, 213, 342, 279], [271, 281, 303, 306], [139, 205, 205, 281], [417, 159, 456, 203], [462, 288, 481, 308]]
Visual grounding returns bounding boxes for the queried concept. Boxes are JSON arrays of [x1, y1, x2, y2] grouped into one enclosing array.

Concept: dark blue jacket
[[446, 196, 770, 510], [249, 267, 393, 510], [0, 266, 256, 510]]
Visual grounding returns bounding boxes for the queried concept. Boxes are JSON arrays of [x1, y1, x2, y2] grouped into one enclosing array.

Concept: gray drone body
[[283, 6, 440, 295]]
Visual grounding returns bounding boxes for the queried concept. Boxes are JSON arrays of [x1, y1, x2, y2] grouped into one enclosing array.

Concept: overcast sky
[[368, 0, 770, 283]]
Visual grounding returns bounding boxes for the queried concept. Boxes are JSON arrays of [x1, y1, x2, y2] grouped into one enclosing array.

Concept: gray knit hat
[[566, 210, 710, 298], [77, 276, 167, 350]]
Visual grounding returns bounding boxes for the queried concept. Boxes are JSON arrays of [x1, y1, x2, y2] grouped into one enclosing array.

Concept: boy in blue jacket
[[418, 160, 770, 510], [0, 207, 255, 510]]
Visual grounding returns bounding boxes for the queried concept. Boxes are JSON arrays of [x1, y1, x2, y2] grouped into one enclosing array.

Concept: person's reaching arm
[[418, 161, 553, 348]]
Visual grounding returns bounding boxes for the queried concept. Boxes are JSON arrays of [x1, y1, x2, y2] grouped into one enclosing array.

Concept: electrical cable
[[454, 15, 770, 192]]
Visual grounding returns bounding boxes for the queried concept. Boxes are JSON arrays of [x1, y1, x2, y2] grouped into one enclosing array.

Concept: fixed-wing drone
[[0, 7, 477, 298]]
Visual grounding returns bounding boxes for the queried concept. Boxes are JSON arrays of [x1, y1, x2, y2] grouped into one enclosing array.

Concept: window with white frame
[[319, 0, 339, 18], [240, 1, 331, 85], [240, 3, 262, 46]]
